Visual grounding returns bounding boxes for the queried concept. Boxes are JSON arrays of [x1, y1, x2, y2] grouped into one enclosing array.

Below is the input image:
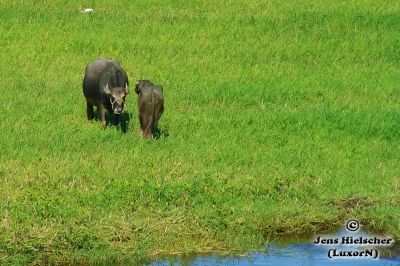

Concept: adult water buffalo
[[83, 58, 129, 127]]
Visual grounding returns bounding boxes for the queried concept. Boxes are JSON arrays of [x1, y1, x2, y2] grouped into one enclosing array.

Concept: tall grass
[[0, 1, 399, 264]]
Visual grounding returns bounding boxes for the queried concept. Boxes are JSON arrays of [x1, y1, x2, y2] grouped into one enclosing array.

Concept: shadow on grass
[[88, 110, 167, 137], [118, 112, 131, 134], [152, 127, 169, 139], [101, 112, 131, 133]]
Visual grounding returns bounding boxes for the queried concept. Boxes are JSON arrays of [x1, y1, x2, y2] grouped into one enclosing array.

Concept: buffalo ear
[[135, 81, 141, 94], [159, 85, 164, 92], [125, 83, 129, 94], [103, 84, 111, 95]]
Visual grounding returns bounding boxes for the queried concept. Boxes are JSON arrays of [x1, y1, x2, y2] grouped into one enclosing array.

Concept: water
[[150, 230, 400, 266]]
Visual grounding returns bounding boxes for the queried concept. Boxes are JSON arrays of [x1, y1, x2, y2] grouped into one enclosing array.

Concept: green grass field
[[0, 0, 399, 264]]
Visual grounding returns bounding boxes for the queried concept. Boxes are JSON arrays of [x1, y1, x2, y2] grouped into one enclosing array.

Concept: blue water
[[150, 230, 400, 266]]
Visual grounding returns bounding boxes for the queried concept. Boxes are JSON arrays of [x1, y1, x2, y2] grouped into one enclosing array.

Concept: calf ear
[[103, 84, 111, 95], [124, 83, 129, 94], [135, 81, 141, 94]]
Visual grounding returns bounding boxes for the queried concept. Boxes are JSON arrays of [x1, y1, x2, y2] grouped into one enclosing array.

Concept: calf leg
[[154, 102, 164, 130], [143, 125, 153, 138], [140, 115, 152, 138], [139, 115, 144, 137]]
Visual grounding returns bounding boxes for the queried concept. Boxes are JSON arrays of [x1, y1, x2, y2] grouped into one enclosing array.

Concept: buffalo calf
[[135, 80, 164, 138]]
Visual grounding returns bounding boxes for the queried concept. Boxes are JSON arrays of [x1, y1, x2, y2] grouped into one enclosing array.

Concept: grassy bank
[[0, 1, 399, 264]]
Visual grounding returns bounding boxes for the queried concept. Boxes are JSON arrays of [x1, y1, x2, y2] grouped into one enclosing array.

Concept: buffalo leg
[[86, 101, 95, 120], [98, 105, 107, 128]]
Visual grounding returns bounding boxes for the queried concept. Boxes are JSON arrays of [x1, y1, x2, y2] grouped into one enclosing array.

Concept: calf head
[[135, 80, 154, 94], [104, 83, 129, 114]]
